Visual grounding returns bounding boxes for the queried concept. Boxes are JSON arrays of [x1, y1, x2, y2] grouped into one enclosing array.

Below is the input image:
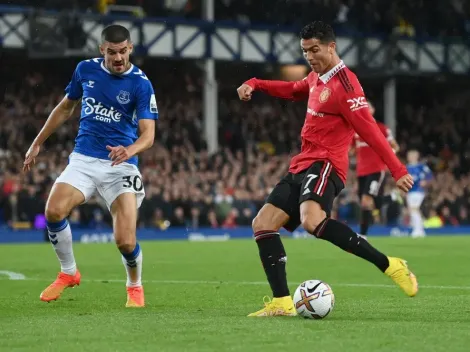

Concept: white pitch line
[[1, 276, 470, 290], [0, 271, 26, 280]]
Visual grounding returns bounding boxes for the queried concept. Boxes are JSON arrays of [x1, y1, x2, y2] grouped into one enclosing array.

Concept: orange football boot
[[126, 286, 145, 308], [40, 270, 81, 302]]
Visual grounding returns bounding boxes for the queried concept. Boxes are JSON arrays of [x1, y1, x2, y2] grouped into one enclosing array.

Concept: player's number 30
[[122, 175, 144, 191]]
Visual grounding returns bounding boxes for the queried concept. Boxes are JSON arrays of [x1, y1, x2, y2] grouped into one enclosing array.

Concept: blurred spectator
[[222, 208, 238, 228], [171, 207, 187, 227], [149, 208, 169, 230], [457, 206, 470, 225], [189, 207, 201, 229], [440, 206, 459, 226], [424, 209, 443, 228], [69, 209, 83, 228], [206, 210, 219, 228]]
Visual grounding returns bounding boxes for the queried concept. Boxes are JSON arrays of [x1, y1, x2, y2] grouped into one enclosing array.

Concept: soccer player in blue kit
[[406, 149, 432, 238], [23, 25, 158, 307]]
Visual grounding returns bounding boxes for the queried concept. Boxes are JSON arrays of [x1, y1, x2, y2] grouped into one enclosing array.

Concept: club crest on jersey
[[117, 90, 131, 105], [319, 87, 331, 103]]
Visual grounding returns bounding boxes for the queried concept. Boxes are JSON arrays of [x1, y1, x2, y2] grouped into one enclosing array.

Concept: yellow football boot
[[385, 257, 418, 297], [248, 296, 297, 317]]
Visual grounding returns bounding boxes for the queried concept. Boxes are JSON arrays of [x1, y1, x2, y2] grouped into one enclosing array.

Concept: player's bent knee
[[252, 204, 288, 233], [115, 237, 136, 254], [45, 183, 85, 222], [252, 214, 278, 233], [45, 204, 68, 222], [113, 218, 137, 253], [300, 201, 327, 235], [111, 193, 138, 252], [252, 215, 267, 233], [300, 215, 326, 235]]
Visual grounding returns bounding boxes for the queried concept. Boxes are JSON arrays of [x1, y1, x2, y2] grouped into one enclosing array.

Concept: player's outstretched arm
[[346, 113, 413, 192], [23, 97, 80, 172], [338, 83, 412, 192], [107, 119, 155, 166], [237, 77, 309, 101]]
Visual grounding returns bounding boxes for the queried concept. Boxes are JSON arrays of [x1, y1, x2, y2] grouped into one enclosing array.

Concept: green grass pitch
[[1, 237, 470, 351]]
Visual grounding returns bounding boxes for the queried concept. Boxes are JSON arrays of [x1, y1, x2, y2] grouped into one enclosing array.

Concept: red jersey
[[245, 61, 407, 183], [353, 122, 394, 176]]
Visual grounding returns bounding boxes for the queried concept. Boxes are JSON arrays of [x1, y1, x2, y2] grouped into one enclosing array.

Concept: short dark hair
[[101, 24, 131, 44], [300, 21, 335, 43]]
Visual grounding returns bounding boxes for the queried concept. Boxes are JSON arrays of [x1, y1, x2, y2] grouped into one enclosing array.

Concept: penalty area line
[[0, 276, 469, 290]]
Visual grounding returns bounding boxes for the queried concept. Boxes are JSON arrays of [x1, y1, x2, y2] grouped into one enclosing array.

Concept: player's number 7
[[304, 174, 318, 190]]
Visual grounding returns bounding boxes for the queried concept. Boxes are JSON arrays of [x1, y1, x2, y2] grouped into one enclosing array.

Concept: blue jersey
[[65, 58, 158, 165], [407, 163, 432, 192]]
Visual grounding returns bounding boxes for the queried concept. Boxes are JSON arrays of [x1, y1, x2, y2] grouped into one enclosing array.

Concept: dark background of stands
[[1, 0, 470, 231], [2, 0, 469, 38]]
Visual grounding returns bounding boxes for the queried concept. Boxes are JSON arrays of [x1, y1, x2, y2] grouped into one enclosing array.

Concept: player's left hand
[[107, 145, 132, 166], [396, 174, 414, 193], [23, 143, 41, 172], [237, 83, 254, 101]]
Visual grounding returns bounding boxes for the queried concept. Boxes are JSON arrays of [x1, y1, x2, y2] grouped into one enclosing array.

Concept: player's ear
[[328, 42, 336, 55], [129, 42, 134, 55], [99, 44, 105, 56]]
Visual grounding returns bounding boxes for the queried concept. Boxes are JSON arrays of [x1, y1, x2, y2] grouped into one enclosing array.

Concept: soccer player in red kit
[[237, 21, 418, 317], [351, 101, 400, 238]]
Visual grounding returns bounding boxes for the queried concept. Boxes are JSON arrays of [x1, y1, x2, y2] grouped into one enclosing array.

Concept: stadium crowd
[[3, 0, 469, 38], [214, 0, 470, 38], [1, 59, 470, 230]]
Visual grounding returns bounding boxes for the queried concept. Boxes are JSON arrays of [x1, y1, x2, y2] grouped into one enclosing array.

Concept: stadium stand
[[1, 0, 470, 232], [4, 0, 469, 37], [1, 57, 470, 230]]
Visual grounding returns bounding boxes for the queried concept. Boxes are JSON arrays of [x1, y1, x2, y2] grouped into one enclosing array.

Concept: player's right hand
[[23, 143, 41, 172], [396, 174, 414, 193], [237, 83, 254, 101]]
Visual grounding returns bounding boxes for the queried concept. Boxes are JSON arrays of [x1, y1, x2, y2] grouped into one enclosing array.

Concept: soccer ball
[[293, 280, 335, 319]]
